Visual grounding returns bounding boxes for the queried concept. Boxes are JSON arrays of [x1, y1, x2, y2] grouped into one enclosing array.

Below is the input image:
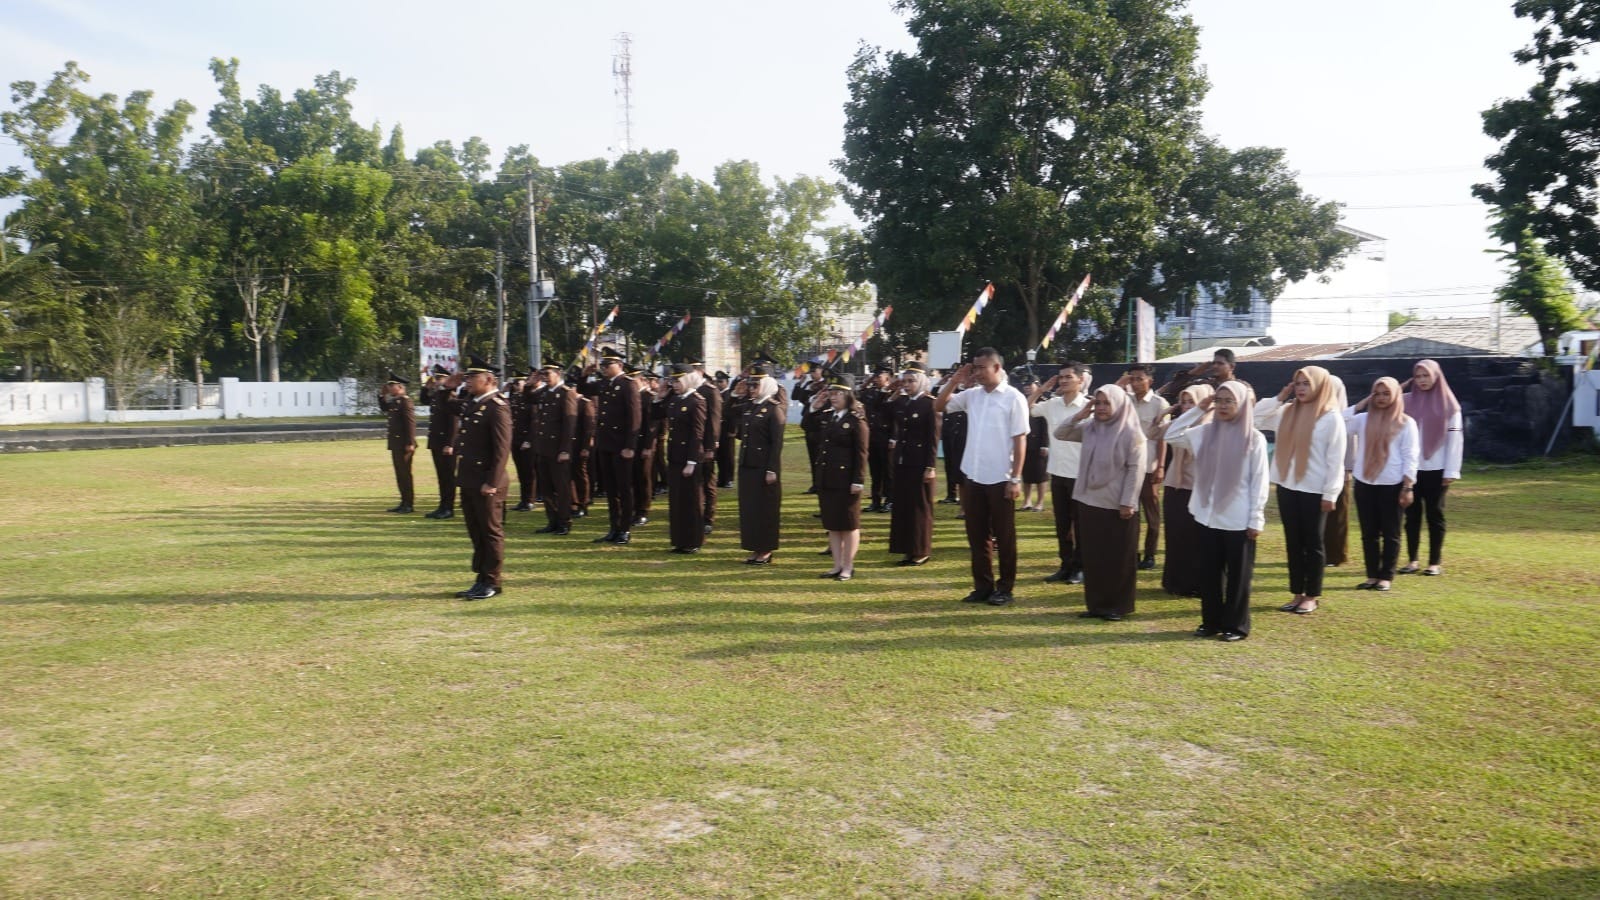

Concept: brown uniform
[[695, 382, 723, 524], [889, 393, 939, 559], [737, 398, 786, 554], [509, 382, 534, 507], [636, 392, 666, 517], [379, 391, 417, 508], [518, 381, 545, 503], [816, 408, 869, 532], [421, 384, 458, 514], [666, 391, 708, 550], [454, 392, 512, 587], [572, 393, 596, 515], [534, 382, 579, 531], [595, 373, 643, 535]]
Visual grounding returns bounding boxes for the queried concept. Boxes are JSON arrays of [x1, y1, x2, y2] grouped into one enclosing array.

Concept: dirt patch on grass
[[500, 801, 716, 874], [959, 708, 1014, 732], [1156, 740, 1239, 778]]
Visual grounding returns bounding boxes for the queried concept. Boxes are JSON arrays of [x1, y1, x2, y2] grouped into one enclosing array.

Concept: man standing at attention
[[1122, 364, 1170, 570], [447, 357, 511, 600], [593, 348, 642, 545], [532, 363, 579, 537], [378, 372, 417, 514], [934, 347, 1030, 606], [1031, 362, 1092, 585]]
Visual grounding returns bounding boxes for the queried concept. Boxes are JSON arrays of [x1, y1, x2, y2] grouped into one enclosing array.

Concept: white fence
[[0, 377, 359, 425]]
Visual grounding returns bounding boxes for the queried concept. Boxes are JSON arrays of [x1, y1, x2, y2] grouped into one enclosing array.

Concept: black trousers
[[1049, 475, 1079, 572], [512, 440, 534, 505], [1354, 480, 1404, 580], [635, 450, 655, 514], [701, 457, 718, 524], [868, 442, 890, 506], [1277, 486, 1327, 596], [943, 441, 966, 497], [599, 449, 635, 533], [1405, 468, 1449, 565], [960, 481, 1017, 595], [430, 447, 457, 513], [1197, 526, 1254, 636]]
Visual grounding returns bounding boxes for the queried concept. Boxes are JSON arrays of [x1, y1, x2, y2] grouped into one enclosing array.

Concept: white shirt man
[[1030, 365, 1091, 582]]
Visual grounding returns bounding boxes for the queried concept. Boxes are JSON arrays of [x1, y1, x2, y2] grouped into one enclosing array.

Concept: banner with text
[[702, 316, 742, 377], [419, 317, 460, 380]]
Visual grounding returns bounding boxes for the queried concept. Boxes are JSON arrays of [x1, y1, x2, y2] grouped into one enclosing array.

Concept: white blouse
[[1163, 407, 1270, 533], [1416, 409, 1464, 479], [1254, 397, 1348, 502], [1343, 408, 1421, 486]]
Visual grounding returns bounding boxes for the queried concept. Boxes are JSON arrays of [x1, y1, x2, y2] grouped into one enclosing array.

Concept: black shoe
[[464, 583, 501, 601], [1193, 626, 1219, 637], [1277, 601, 1302, 612], [1102, 614, 1125, 622], [1067, 570, 1084, 585], [955, 513, 965, 520], [986, 592, 1014, 606], [746, 555, 772, 566], [819, 570, 842, 578], [533, 497, 544, 504], [632, 516, 649, 527], [1076, 611, 1101, 619], [594, 491, 608, 498], [939, 497, 958, 505], [387, 504, 410, 513], [593, 531, 618, 543], [818, 547, 833, 555], [553, 526, 570, 536], [612, 532, 631, 545], [670, 547, 700, 554], [574, 507, 587, 518], [803, 486, 818, 494], [1043, 568, 1070, 583], [454, 582, 482, 598], [1137, 555, 1156, 570], [435, 509, 455, 520], [897, 556, 930, 567], [961, 590, 992, 603], [1218, 632, 1247, 642], [536, 525, 561, 534], [512, 502, 533, 512], [704, 524, 714, 535], [718, 481, 735, 489]]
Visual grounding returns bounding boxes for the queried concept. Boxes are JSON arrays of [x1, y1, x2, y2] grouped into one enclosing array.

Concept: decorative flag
[[648, 313, 692, 358], [954, 284, 994, 335], [841, 306, 894, 363], [578, 305, 622, 362], [1039, 274, 1091, 349]]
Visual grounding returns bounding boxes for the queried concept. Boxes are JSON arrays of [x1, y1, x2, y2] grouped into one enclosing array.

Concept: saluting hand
[[621, 448, 635, 459]]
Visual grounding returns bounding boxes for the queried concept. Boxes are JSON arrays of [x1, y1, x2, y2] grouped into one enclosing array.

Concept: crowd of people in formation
[[376, 346, 1466, 636]]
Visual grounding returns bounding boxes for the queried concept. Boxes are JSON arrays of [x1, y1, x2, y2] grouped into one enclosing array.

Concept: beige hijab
[[1274, 366, 1342, 483]]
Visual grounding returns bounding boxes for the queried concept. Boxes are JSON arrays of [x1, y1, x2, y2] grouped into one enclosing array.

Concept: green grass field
[[3, 434, 1597, 898]]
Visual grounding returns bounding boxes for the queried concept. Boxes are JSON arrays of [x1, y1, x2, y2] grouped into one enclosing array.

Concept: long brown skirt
[[738, 466, 781, 553], [668, 467, 704, 550], [1160, 486, 1205, 597], [1076, 500, 1139, 616], [887, 465, 934, 558], [1324, 473, 1351, 566], [818, 487, 861, 532]]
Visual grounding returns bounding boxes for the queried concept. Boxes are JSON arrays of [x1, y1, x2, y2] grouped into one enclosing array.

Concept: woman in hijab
[[815, 373, 869, 581], [1156, 383, 1214, 597], [1162, 381, 1270, 641], [1398, 359, 1462, 576], [1056, 385, 1148, 620], [1345, 377, 1420, 590], [1255, 366, 1348, 615], [737, 373, 786, 565], [888, 364, 938, 567]]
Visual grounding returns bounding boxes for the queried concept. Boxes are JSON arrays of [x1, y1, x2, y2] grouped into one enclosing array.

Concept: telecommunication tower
[[613, 33, 635, 155]]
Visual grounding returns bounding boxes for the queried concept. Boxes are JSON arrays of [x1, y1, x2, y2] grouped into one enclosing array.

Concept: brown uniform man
[[593, 348, 643, 544], [378, 372, 417, 513], [448, 356, 511, 600], [421, 365, 459, 519], [532, 364, 579, 535]]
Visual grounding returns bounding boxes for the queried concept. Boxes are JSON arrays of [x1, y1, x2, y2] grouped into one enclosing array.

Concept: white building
[[1160, 225, 1390, 350]]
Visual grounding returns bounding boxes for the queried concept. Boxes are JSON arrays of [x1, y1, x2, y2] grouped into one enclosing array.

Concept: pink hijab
[[1194, 380, 1257, 510], [1406, 359, 1461, 459], [1078, 385, 1144, 496]]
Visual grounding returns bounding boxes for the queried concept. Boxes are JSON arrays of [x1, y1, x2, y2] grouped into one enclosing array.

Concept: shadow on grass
[[1307, 867, 1600, 899]]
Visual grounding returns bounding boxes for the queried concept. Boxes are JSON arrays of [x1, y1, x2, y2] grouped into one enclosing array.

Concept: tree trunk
[[267, 337, 280, 383]]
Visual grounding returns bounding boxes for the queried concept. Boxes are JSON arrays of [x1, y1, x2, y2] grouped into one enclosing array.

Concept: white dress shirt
[[1032, 393, 1088, 479], [1129, 389, 1170, 473], [1254, 397, 1348, 501], [945, 381, 1030, 485], [1163, 407, 1270, 533], [1416, 410, 1464, 480], [1343, 408, 1421, 486]]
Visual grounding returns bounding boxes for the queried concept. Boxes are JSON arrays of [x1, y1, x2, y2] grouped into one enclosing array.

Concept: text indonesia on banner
[[419, 317, 460, 379]]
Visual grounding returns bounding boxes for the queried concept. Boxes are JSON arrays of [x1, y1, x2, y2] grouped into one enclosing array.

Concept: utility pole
[[493, 241, 506, 375], [527, 174, 554, 369], [613, 34, 635, 155]]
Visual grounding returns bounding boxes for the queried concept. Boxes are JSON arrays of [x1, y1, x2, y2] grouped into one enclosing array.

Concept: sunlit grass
[[2, 438, 1597, 897]]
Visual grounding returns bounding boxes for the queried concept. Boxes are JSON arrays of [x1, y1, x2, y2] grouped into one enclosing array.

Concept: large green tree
[[2, 63, 205, 406], [1494, 226, 1587, 356], [840, 0, 1353, 360], [1475, 0, 1600, 292], [0, 239, 88, 379]]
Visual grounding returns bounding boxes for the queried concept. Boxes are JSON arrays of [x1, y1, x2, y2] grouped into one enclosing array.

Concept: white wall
[[0, 379, 103, 425], [0, 377, 358, 425]]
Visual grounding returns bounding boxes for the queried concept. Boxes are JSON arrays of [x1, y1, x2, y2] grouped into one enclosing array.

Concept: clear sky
[[2, 0, 1536, 317]]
